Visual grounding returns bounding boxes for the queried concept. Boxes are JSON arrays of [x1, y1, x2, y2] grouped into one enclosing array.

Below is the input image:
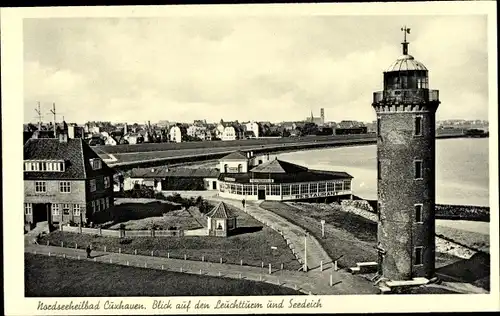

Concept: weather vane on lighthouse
[[401, 25, 411, 55]]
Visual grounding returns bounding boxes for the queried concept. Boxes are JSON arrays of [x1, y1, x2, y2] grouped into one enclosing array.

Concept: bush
[[119, 238, 132, 245]]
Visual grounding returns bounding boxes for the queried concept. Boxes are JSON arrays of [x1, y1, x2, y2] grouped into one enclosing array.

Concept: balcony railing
[[373, 89, 439, 104]]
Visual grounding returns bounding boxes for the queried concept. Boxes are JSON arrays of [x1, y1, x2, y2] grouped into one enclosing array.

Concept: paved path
[[25, 244, 379, 295]]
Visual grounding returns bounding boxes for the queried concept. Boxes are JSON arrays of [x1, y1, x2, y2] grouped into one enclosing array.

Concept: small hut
[[206, 202, 237, 237]]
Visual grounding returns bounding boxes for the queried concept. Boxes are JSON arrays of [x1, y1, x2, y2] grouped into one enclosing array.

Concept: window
[[96, 200, 101, 212], [377, 118, 381, 136], [73, 204, 81, 216], [343, 180, 351, 191], [291, 184, 300, 195], [25, 203, 32, 215], [91, 201, 96, 213], [327, 182, 335, 192], [101, 198, 105, 210], [310, 183, 318, 193], [299, 183, 309, 195], [282, 185, 290, 196], [35, 181, 46, 193], [415, 204, 423, 223], [90, 158, 102, 170], [414, 160, 423, 179], [104, 176, 110, 189], [90, 179, 97, 192], [415, 247, 423, 265], [334, 182, 343, 191], [318, 182, 326, 193], [270, 185, 280, 196], [105, 198, 109, 209], [59, 181, 71, 193], [237, 164, 243, 173], [63, 204, 71, 215], [224, 164, 228, 173], [52, 204, 60, 216], [414, 116, 423, 136], [377, 161, 382, 180]]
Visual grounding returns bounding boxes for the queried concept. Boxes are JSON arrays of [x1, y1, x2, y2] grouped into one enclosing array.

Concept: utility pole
[[50, 103, 57, 134], [35, 101, 42, 130]]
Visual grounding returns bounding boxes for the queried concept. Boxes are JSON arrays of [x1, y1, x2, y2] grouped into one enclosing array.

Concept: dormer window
[[90, 158, 102, 170], [24, 160, 65, 172]]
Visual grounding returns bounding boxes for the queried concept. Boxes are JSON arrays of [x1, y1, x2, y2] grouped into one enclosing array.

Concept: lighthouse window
[[414, 160, 423, 179], [414, 116, 423, 136], [415, 247, 423, 265], [377, 161, 382, 180], [415, 204, 423, 223]]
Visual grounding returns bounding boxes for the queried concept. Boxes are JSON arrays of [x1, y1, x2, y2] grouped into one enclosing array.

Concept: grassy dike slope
[[25, 253, 301, 297]]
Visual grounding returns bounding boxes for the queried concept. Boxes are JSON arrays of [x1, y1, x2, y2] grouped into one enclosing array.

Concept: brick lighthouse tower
[[372, 27, 440, 281]]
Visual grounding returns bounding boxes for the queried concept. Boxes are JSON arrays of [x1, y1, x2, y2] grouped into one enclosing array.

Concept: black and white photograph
[[1, 1, 498, 314]]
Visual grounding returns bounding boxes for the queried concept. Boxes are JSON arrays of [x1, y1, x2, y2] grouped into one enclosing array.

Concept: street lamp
[[304, 232, 308, 272], [321, 220, 326, 238]]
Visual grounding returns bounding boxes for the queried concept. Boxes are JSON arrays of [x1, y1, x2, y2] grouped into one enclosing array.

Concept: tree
[[301, 122, 319, 136]]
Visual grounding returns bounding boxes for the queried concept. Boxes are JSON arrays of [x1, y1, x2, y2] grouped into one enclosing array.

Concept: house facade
[[169, 125, 184, 143], [244, 121, 261, 138], [24, 134, 115, 231], [222, 126, 237, 141]]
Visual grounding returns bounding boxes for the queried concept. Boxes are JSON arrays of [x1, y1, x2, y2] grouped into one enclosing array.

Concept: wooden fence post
[[134, 249, 137, 255], [47, 241, 50, 246], [184, 254, 187, 260], [151, 250, 154, 257], [61, 241, 64, 248], [281, 263, 284, 270], [161, 265, 164, 270], [104, 246, 106, 252], [167, 252, 170, 258], [240, 260, 243, 266], [330, 274, 333, 286], [220, 257, 223, 264], [118, 248, 121, 254], [269, 264, 272, 275], [320, 260, 323, 272], [261, 261, 264, 268], [75, 243, 78, 249]]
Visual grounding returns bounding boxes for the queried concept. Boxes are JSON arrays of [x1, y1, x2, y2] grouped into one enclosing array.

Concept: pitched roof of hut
[[206, 201, 234, 219]]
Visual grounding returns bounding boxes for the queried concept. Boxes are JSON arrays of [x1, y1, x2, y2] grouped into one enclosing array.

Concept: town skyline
[[24, 16, 489, 124]]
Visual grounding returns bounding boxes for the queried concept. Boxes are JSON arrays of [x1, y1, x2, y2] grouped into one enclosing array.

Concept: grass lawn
[[261, 201, 378, 268], [107, 208, 203, 231], [38, 204, 301, 270], [94, 200, 182, 228], [25, 253, 301, 297]]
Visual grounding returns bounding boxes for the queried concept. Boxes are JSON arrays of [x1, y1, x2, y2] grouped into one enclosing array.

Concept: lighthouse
[[372, 27, 440, 281]]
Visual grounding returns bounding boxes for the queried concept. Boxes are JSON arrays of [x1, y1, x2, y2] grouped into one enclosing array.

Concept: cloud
[[23, 15, 489, 124]]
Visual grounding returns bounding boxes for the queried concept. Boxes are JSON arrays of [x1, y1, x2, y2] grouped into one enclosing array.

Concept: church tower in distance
[[372, 26, 440, 281]]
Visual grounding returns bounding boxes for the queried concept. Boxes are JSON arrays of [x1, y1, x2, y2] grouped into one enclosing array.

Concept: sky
[[23, 15, 489, 124]]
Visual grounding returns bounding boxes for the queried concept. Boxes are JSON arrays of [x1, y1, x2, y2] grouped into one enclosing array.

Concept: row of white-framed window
[[33, 177, 110, 193], [24, 203, 81, 216], [24, 160, 65, 172], [219, 180, 352, 196]]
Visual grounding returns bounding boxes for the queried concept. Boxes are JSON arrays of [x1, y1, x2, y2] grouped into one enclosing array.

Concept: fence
[[60, 225, 184, 238], [31, 249, 314, 295]]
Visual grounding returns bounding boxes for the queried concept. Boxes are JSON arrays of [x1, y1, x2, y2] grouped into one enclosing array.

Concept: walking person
[[242, 199, 246, 209], [86, 244, 92, 259]]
